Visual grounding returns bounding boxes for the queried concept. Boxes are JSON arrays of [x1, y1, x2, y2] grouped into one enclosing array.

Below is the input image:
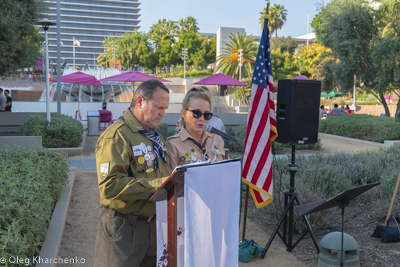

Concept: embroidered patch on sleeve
[[100, 162, 110, 180]]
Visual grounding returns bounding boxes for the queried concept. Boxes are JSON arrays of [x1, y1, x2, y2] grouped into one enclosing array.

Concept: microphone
[[203, 123, 239, 143]]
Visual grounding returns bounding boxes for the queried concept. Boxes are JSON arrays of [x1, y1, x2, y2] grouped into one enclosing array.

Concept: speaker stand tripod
[[260, 145, 319, 258]]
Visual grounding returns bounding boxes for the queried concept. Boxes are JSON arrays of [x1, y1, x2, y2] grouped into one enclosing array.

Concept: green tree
[[270, 36, 297, 54], [260, 4, 288, 38], [376, 0, 400, 37], [175, 31, 204, 70], [314, 0, 400, 116], [0, 0, 47, 75], [216, 32, 258, 80], [270, 48, 299, 82], [296, 43, 332, 79], [178, 16, 199, 33], [149, 19, 179, 48]]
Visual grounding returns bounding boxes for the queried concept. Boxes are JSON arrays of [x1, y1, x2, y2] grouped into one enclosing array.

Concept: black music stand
[[295, 182, 380, 267]]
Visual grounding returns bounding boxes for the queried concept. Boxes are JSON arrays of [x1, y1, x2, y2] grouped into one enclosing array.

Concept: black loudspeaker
[[275, 79, 321, 145]]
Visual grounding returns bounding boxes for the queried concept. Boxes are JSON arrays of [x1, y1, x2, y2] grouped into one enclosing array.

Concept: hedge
[[19, 114, 83, 148], [319, 114, 400, 143], [0, 147, 69, 265]]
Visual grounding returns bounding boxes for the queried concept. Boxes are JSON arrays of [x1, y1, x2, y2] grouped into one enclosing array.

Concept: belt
[[103, 207, 155, 222]]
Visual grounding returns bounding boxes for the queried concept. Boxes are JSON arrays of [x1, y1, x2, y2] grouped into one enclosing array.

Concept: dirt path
[[57, 171, 99, 267]]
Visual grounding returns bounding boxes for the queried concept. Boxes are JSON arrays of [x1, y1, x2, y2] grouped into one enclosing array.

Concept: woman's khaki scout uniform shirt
[[166, 126, 225, 174], [95, 109, 169, 217]]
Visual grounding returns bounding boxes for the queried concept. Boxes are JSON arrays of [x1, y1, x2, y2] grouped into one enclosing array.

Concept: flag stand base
[[260, 144, 319, 258]]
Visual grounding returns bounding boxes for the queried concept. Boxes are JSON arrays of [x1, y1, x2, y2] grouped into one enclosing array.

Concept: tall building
[[41, 0, 141, 69]]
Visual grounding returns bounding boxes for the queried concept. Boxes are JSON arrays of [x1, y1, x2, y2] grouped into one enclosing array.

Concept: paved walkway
[[65, 133, 385, 266]]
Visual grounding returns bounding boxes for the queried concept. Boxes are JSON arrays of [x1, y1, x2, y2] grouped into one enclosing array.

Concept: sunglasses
[[186, 109, 213, 120]]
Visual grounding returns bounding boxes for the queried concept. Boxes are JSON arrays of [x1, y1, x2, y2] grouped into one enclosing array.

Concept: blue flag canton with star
[[252, 17, 272, 89]]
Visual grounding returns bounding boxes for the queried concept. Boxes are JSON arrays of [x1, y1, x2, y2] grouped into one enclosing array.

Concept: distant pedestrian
[[102, 99, 107, 110], [20, 72, 24, 80], [331, 104, 347, 114], [319, 105, 326, 120], [4, 90, 11, 112], [0, 88, 6, 112]]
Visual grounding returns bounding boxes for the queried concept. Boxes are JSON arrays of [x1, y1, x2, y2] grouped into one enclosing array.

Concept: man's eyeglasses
[[186, 109, 213, 120]]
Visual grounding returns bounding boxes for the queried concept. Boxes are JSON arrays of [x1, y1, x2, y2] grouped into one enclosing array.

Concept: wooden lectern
[[149, 169, 184, 267], [149, 159, 241, 267]]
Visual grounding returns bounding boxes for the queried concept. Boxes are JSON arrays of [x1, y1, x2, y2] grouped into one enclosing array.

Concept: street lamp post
[[35, 18, 57, 124], [238, 48, 243, 81], [104, 49, 108, 69], [112, 45, 118, 70], [182, 48, 188, 79]]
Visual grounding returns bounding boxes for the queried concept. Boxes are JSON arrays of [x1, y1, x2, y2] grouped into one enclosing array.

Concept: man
[[319, 105, 326, 120], [4, 90, 12, 112], [102, 99, 107, 110], [94, 79, 170, 267], [331, 103, 347, 114], [0, 88, 6, 112]]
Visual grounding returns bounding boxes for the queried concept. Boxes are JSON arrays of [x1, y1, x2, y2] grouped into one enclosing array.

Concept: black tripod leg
[[260, 195, 296, 258], [294, 196, 320, 253]]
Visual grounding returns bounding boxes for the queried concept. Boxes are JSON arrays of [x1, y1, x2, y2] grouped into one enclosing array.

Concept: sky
[[139, 0, 332, 38]]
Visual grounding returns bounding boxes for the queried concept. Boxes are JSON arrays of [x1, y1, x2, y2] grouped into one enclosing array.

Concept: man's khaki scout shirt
[[95, 109, 169, 217], [166, 126, 225, 174]]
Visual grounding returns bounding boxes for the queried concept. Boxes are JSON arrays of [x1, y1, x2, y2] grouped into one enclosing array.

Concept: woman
[[174, 86, 225, 134], [166, 87, 225, 173]]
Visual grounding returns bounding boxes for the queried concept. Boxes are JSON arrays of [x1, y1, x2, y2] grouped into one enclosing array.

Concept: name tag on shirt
[[132, 145, 143, 156]]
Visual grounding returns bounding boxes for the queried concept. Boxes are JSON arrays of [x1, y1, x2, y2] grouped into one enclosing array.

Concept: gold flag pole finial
[[264, 2, 270, 20]]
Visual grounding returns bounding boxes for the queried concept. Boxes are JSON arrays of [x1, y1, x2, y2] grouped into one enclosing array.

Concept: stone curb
[[36, 168, 76, 267], [49, 132, 86, 157]]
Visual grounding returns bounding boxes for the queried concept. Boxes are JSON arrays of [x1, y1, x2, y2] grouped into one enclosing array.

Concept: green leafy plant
[[263, 147, 400, 232], [157, 123, 176, 140], [19, 114, 83, 148], [319, 114, 400, 143], [0, 147, 69, 263]]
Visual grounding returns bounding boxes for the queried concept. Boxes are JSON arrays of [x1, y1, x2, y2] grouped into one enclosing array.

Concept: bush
[[226, 125, 247, 153], [157, 123, 176, 140], [155, 70, 213, 78], [0, 147, 69, 262], [262, 147, 400, 232], [19, 114, 83, 148], [319, 114, 400, 143]]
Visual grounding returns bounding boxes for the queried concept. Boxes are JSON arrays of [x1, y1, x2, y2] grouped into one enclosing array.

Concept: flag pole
[[241, 2, 270, 242]]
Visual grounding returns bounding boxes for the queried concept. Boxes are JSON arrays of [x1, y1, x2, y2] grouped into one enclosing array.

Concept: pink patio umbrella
[[273, 75, 310, 86], [194, 73, 248, 113], [51, 71, 103, 120], [193, 73, 248, 86], [99, 70, 171, 91]]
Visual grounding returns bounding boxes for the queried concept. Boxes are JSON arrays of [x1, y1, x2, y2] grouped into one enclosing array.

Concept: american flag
[[242, 14, 278, 208], [73, 39, 81, 47]]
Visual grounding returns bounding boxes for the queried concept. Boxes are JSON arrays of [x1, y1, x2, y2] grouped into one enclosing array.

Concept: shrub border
[[36, 168, 76, 267], [49, 131, 86, 156]]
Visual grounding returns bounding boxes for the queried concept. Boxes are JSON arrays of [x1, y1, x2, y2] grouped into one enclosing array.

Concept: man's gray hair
[[130, 79, 169, 107]]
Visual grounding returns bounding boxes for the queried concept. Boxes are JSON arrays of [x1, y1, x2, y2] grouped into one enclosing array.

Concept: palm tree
[[216, 32, 258, 79], [149, 19, 179, 47], [259, 4, 287, 38], [178, 16, 199, 32]]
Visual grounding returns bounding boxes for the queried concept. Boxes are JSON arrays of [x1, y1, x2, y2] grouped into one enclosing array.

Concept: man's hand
[[161, 176, 169, 184]]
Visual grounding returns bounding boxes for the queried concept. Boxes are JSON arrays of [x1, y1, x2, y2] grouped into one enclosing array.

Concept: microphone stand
[[224, 139, 229, 159]]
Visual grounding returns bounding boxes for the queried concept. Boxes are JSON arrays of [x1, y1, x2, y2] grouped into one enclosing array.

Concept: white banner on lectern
[[156, 160, 241, 267]]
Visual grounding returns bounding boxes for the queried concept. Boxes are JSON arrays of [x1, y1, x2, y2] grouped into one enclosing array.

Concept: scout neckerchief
[[139, 128, 167, 171], [187, 137, 209, 160]]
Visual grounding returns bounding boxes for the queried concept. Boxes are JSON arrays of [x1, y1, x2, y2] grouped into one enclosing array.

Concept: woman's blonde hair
[[180, 87, 211, 127]]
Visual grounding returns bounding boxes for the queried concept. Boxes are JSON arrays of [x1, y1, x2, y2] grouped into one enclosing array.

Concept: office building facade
[[41, 0, 141, 69]]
